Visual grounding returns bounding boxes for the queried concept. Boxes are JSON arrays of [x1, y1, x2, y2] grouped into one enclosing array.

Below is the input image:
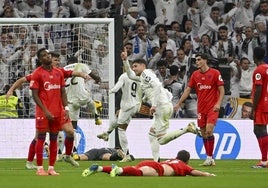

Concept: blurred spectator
[[195, 34, 217, 58], [229, 60, 241, 98], [198, 0, 224, 21], [64, 0, 98, 17], [45, 0, 71, 18], [22, 41, 38, 74], [17, 0, 44, 18], [13, 25, 30, 50], [221, 3, 237, 33], [128, 24, 151, 61], [124, 42, 145, 62], [151, 24, 177, 55], [0, 84, 21, 118], [163, 65, 183, 112], [153, 0, 180, 25], [147, 43, 166, 70], [144, 0, 156, 25], [254, 0, 268, 52], [238, 57, 254, 99], [198, 6, 226, 44], [165, 49, 175, 67], [235, 0, 257, 29], [154, 59, 170, 83], [173, 48, 189, 67], [237, 26, 258, 64], [212, 25, 235, 63], [166, 21, 184, 48], [186, 0, 201, 39], [0, 3, 22, 18], [240, 101, 253, 119]]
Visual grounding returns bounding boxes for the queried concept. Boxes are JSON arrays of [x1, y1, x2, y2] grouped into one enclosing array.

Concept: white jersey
[[110, 73, 141, 111], [123, 60, 172, 107], [64, 63, 92, 103]]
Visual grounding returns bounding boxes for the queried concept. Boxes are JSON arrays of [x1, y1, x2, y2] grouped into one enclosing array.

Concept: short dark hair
[[176, 150, 190, 163], [253, 47, 265, 61], [37, 48, 48, 59], [67, 56, 78, 64], [169, 65, 179, 76], [156, 60, 167, 67], [132, 58, 147, 66], [219, 25, 228, 31], [243, 102, 253, 108], [195, 52, 209, 60], [49, 51, 60, 58]]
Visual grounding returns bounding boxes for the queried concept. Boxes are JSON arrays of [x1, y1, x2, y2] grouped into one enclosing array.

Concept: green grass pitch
[[0, 159, 267, 188]]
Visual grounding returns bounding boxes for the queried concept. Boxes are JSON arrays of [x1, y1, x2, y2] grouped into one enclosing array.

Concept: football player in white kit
[[97, 69, 142, 162], [120, 48, 200, 161], [64, 56, 102, 152]]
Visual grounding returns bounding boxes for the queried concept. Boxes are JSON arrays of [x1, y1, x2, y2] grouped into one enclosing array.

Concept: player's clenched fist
[[121, 47, 128, 61]]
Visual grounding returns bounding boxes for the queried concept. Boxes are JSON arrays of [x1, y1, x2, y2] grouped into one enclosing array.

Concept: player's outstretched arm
[[190, 169, 216, 177], [6, 77, 27, 102], [72, 71, 91, 80]]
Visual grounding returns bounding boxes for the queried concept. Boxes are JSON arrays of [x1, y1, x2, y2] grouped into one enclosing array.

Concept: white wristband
[[65, 106, 70, 111]]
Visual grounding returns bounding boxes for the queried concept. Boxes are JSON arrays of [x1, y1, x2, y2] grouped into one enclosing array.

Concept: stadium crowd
[[0, 0, 267, 119]]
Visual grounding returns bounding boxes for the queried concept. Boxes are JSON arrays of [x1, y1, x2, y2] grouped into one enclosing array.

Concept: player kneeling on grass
[[82, 150, 215, 177]]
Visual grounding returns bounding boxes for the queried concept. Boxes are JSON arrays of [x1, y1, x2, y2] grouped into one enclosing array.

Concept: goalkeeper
[[72, 147, 125, 161]]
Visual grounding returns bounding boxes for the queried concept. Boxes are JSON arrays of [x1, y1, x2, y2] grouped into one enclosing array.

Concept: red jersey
[[161, 159, 193, 176], [188, 68, 224, 113], [29, 66, 66, 117], [252, 63, 268, 112], [25, 68, 72, 82]]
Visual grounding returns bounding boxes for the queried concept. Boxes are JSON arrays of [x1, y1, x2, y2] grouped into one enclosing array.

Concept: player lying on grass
[[82, 150, 216, 177], [71, 147, 126, 161]]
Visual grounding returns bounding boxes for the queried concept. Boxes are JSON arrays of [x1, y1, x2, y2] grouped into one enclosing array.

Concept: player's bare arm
[[72, 71, 91, 80], [190, 169, 216, 177], [214, 85, 225, 112], [61, 87, 69, 120], [174, 86, 191, 112], [6, 77, 27, 102], [32, 89, 54, 121]]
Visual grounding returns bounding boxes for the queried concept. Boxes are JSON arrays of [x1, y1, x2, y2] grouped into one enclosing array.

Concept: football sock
[[57, 131, 65, 154], [27, 139, 36, 162], [102, 166, 112, 173], [88, 100, 98, 115], [158, 128, 186, 145], [148, 133, 160, 162], [122, 167, 142, 176], [257, 135, 268, 161], [107, 116, 118, 134], [207, 135, 215, 157], [118, 128, 128, 154], [65, 136, 74, 156], [49, 133, 58, 166], [36, 133, 46, 166]]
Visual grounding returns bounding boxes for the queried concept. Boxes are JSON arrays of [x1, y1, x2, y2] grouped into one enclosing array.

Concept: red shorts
[[197, 109, 219, 128], [35, 111, 68, 133], [254, 110, 268, 125], [136, 160, 164, 176]]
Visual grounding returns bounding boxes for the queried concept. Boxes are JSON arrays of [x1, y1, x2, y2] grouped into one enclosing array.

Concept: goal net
[[0, 18, 115, 120]]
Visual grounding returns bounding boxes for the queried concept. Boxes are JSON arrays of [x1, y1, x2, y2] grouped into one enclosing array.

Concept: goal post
[[0, 17, 115, 121]]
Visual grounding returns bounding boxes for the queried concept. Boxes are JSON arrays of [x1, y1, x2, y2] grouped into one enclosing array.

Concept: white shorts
[[69, 98, 94, 121], [117, 104, 140, 125], [151, 102, 173, 135]]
